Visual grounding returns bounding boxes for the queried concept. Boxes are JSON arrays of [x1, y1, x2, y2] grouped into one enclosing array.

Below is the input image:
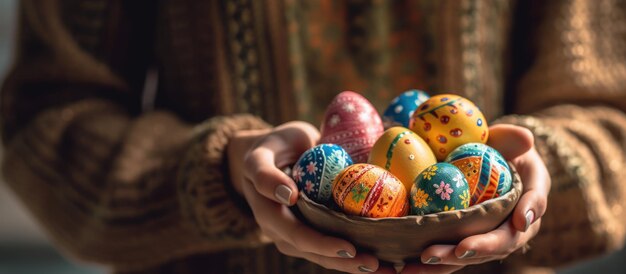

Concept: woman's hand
[[227, 121, 394, 274], [401, 124, 551, 274]]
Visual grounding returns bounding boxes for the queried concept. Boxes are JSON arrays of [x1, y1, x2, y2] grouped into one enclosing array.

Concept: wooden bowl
[[296, 163, 523, 264]]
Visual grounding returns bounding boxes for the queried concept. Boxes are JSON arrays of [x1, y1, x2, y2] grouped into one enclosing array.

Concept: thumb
[[487, 124, 533, 160], [243, 122, 320, 206]]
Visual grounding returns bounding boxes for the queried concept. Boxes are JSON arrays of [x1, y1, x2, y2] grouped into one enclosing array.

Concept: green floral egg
[[410, 163, 470, 215]]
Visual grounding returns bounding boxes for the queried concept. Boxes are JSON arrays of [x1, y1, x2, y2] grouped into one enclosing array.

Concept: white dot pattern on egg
[[383, 89, 430, 129], [320, 91, 384, 163]]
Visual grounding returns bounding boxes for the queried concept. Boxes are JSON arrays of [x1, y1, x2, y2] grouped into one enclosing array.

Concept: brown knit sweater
[[2, 0, 626, 274]]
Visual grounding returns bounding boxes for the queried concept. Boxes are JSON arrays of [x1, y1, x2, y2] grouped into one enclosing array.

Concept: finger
[[370, 266, 398, 274], [272, 121, 321, 154], [487, 124, 533, 160], [417, 219, 541, 266], [243, 123, 320, 206], [420, 245, 456, 265], [227, 129, 273, 194], [418, 244, 494, 266], [263, 121, 321, 169], [419, 244, 497, 266], [244, 141, 299, 205], [401, 263, 464, 274], [510, 149, 550, 232], [274, 240, 381, 273], [242, 182, 359, 259], [451, 219, 542, 265]]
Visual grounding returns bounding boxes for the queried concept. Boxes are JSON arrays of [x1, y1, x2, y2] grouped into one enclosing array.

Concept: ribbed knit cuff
[[177, 114, 271, 242]]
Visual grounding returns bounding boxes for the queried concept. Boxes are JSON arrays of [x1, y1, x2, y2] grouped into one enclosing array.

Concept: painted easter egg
[[368, 127, 437, 192], [382, 89, 430, 129], [320, 91, 384, 163], [332, 164, 409, 218], [410, 163, 470, 215], [444, 143, 512, 205], [292, 144, 354, 205], [410, 94, 489, 161]]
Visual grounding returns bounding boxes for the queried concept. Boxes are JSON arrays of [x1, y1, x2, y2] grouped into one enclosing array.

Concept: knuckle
[[473, 256, 490, 264], [252, 166, 270, 182], [536, 196, 548, 216], [505, 245, 518, 255], [528, 219, 542, 237], [314, 256, 344, 272], [274, 241, 293, 256], [260, 226, 276, 238], [243, 148, 260, 169], [250, 167, 277, 193], [288, 227, 310, 250], [306, 254, 325, 268], [494, 254, 508, 261]]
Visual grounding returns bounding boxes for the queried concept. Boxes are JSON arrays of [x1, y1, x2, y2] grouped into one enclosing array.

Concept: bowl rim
[[297, 161, 522, 224]]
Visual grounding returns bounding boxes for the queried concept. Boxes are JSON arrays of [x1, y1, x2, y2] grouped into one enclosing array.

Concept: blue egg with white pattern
[[383, 89, 430, 129], [292, 144, 353, 205]]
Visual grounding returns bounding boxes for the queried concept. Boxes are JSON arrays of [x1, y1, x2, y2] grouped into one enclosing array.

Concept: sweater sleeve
[[496, 0, 626, 268], [1, 0, 268, 271]]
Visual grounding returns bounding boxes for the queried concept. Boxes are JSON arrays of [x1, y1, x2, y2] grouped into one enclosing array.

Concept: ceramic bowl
[[296, 163, 522, 264]]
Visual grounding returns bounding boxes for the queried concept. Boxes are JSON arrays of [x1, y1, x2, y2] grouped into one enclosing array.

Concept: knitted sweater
[[2, 0, 626, 273]]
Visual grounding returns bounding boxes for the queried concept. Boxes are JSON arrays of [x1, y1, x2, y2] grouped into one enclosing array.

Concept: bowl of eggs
[[293, 90, 522, 264]]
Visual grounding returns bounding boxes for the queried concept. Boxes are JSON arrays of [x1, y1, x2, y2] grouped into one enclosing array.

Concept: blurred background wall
[[0, 1, 623, 274]]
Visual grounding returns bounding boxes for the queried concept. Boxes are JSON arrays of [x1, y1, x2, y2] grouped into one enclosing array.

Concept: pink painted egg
[[410, 94, 489, 161], [320, 91, 384, 163]]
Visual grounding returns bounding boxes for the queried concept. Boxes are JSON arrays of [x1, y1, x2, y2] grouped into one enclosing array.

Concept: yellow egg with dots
[[410, 94, 489, 161]]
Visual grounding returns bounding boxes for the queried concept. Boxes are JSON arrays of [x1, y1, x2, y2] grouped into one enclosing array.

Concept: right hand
[[227, 121, 394, 273]]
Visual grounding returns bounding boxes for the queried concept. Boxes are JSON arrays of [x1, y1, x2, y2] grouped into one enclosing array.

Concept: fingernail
[[275, 185, 293, 206], [524, 210, 535, 232], [358, 265, 374, 272], [458, 250, 476, 259], [423, 256, 441, 264], [337, 250, 354, 258], [393, 263, 405, 273]]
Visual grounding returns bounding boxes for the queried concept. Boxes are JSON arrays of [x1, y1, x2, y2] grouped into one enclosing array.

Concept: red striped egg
[[332, 164, 409, 218]]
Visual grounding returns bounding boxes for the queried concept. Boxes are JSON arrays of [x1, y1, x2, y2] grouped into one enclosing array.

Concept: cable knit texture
[[178, 114, 270, 242]]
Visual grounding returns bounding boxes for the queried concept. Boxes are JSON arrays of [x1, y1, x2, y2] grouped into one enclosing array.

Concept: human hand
[[401, 124, 551, 274], [227, 121, 395, 273]]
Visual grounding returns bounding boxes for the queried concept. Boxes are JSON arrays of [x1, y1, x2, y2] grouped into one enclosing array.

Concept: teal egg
[[410, 163, 470, 215]]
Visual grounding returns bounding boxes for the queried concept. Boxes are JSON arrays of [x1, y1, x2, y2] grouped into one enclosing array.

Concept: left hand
[[401, 124, 551, 274]]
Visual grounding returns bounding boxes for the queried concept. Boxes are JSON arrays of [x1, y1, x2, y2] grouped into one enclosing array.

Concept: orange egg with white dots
[[409, 94, 489, 161]]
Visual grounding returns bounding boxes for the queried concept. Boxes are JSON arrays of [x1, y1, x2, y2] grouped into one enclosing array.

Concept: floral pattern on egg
[[410, 94, 489, 161], [320, 91, 384, 163], [382, 89, 430, 129], [293, 144, 353, 206], [332, 164, 408, 218], [410, 163, 470, 215], [444, 143, 512, 205]]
